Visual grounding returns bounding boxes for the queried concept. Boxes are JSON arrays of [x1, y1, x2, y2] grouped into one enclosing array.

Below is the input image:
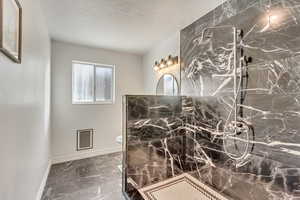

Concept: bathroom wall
[[141, 33, 180, 94], [141, 0, 224, 94], [0, 0, 51, 200], [51, 41, 144, 163], [181, 0, 300, 199]]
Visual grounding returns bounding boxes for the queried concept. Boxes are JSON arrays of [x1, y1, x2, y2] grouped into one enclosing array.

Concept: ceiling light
[[269, 15, 278, 24]]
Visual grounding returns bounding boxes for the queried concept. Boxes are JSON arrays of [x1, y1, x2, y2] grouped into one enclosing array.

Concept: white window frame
[[72, 60, 115, 105]]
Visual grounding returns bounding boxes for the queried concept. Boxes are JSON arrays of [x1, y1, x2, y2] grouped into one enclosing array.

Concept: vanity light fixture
[[153, 55, 178, 72]]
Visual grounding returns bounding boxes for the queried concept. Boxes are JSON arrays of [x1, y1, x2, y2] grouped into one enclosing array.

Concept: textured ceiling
[[41, 0, 223, 54]]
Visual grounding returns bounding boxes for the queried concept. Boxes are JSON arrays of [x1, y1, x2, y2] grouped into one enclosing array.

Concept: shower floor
[[138, 173, 229, 200]]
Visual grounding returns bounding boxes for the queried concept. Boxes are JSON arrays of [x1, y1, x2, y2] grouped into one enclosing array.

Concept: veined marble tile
[[124, 1, 300, 200]]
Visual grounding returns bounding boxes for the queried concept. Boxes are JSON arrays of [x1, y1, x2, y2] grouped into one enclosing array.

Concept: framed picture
[[0, 0, 22, 63]]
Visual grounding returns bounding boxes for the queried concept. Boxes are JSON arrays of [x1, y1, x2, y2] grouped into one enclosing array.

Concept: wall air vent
[[76, 129, 93, 151]]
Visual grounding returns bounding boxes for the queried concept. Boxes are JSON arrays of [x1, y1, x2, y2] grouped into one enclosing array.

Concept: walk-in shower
[[123, 0, 300, 199]]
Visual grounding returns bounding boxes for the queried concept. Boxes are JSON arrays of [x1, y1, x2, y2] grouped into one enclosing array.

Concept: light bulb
[[154, 61, 160, 71], [159, 59, 166, 68], [167, 55, 173, 66]]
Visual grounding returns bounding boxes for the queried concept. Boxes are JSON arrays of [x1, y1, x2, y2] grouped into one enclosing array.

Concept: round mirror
[[156, 74, 179, 96]]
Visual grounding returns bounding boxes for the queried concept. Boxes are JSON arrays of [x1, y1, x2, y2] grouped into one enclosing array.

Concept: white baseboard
[[51, 147, 122, 164], [36, 160, 51, 200]]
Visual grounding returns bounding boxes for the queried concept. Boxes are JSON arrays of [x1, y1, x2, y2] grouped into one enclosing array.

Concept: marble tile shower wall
[[180, 0, 300, 199]]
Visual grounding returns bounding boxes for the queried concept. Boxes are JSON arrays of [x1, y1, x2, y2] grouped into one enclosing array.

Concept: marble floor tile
[[41, 152, 125, 200]]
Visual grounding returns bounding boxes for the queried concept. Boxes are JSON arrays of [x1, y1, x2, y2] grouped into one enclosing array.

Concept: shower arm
[[200, 25, 238, 40]]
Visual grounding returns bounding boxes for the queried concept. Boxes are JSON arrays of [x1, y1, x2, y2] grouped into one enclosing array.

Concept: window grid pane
[[95, 66, 113, 102], [72, 63, 94, 103]]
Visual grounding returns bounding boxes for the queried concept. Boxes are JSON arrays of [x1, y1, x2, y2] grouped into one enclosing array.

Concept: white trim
[[51, 147, 121, 164], [36, 160, 51, 200], [72, 60, 115, 68], [72, 100, 114, 105]]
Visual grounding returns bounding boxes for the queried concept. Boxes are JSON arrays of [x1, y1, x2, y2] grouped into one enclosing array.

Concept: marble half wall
[[123, 95, 186, 200], [123, 94, 300, 199]]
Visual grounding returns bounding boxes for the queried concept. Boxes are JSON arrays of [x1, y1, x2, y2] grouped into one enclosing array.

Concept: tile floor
[[41, 152, 125, 200]]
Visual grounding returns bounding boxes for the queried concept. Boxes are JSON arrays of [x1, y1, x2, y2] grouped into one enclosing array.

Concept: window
[[72, 61, 115, 104]]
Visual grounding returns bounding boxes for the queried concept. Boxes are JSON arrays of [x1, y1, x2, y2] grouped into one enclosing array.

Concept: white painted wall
[[0, 0, 51, 199], [142, 32, 180, 94], [51, 41, 143, 163], [141, 0, 224, 94]]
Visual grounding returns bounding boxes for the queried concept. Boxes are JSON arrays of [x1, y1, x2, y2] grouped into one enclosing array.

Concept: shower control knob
[[244, 56, 252, 64]]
